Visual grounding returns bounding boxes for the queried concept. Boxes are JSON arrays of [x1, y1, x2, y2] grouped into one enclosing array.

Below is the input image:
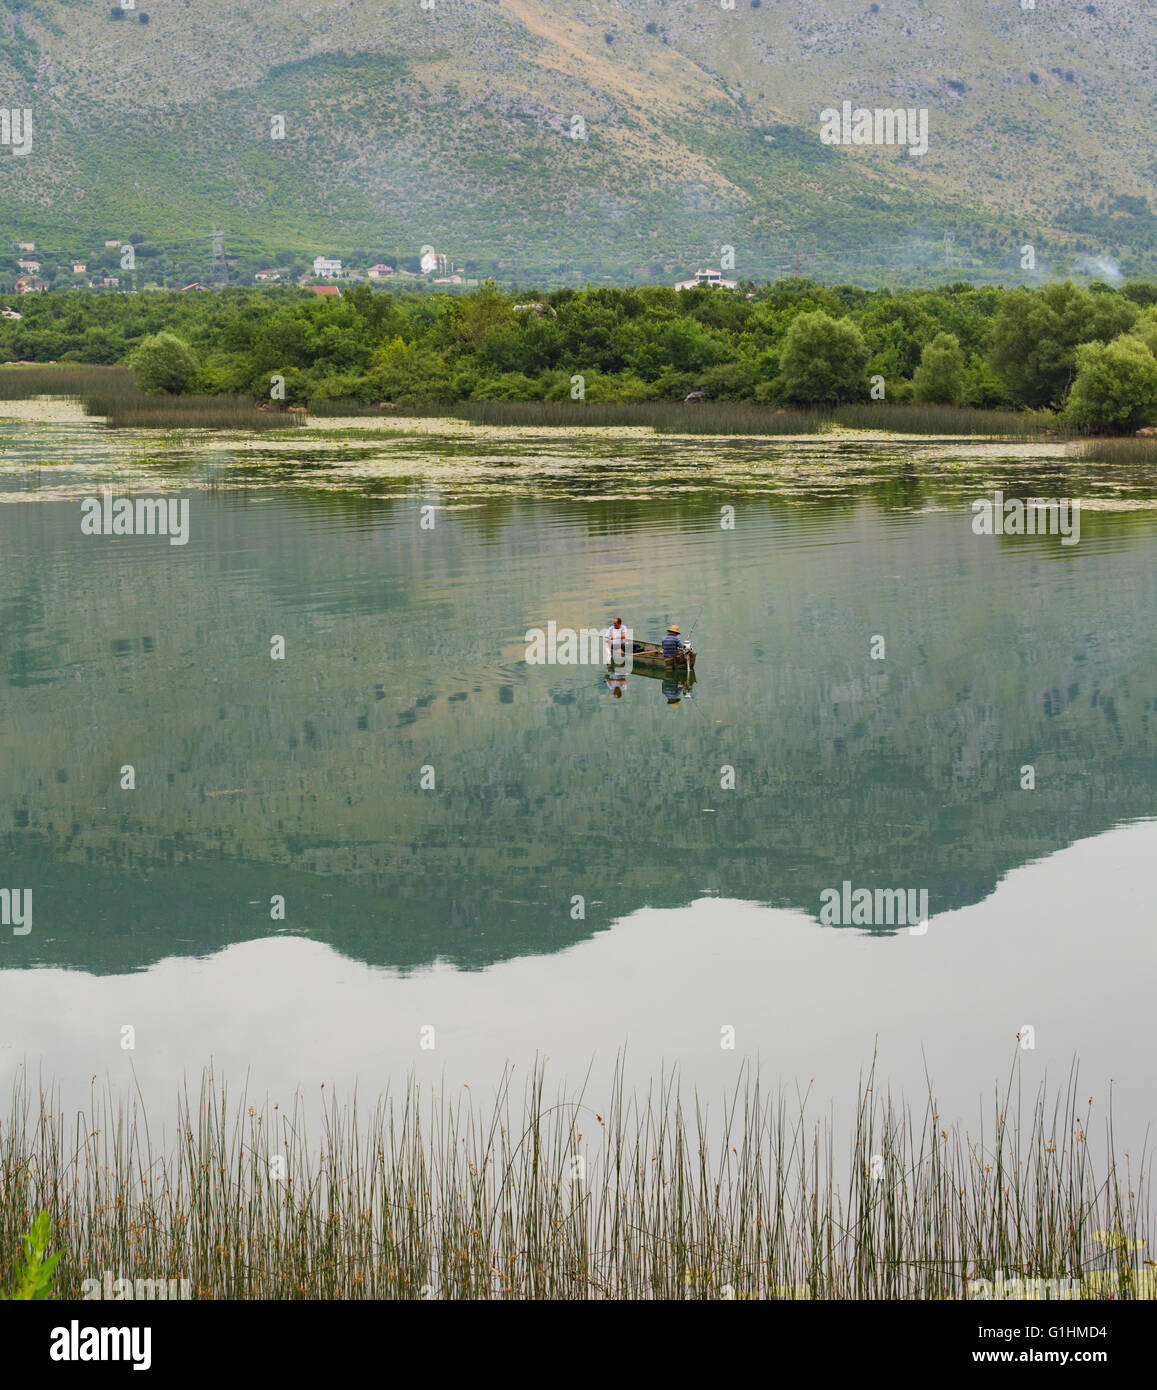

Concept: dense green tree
[[1132, 310, 1157, 357], [990, 281, 1138, 407], [1065, 334, 1157, 432], [127, 331, 198, 394], [366, 336, 454, 403], [776, 310, 869, 404], [960, 353, 1009, 407], [912, 331, 966, 404]]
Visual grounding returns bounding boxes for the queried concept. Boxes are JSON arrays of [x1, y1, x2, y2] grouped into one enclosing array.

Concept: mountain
[[0, 0, 1155, 284]]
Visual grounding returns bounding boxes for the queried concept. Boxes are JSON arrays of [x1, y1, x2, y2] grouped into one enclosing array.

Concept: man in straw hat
[[661, 623, 686, 660]]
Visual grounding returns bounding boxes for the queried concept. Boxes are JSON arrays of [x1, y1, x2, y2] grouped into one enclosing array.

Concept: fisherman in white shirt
[[604, 616, 632, 661]]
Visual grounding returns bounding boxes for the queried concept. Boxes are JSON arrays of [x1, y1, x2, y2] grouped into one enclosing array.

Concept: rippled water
[[1, 414, 1155, 1134]]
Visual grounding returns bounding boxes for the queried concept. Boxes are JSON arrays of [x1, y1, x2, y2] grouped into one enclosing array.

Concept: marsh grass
[[306, 398, 1066, 437], [0, 365, 304, 431], [0, 374, 1082, 440], [829, 403, 1060, 437], [306, 398, 829, 434], [0, 1058, 1148, 1300], [1073, 436, 1157, 466]]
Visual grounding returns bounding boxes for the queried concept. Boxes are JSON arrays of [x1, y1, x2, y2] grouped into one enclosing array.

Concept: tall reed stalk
[[1, 1058, 1147, 1300]]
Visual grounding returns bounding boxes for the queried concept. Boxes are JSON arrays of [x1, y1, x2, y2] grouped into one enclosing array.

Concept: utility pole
[[209, 230, 227, 285]]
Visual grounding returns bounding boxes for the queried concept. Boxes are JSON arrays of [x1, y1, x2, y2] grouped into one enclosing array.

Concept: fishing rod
[[681, 601, 706, 664]]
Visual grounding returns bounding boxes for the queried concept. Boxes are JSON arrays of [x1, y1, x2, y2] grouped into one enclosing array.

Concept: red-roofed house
[[305, 285, 341, 297]]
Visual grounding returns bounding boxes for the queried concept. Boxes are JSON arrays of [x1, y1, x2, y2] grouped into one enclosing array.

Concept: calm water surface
[[1, 416, 1155, 1136]]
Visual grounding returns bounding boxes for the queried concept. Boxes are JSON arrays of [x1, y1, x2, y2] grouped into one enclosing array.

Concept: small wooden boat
[[608, 639, 697, 673]]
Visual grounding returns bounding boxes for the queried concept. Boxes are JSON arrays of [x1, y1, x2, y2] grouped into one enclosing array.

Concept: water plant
[[0, 1058, 1148, 1300]]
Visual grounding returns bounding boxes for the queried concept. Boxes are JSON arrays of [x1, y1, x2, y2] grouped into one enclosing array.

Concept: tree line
[[5, 277, 1157, 430]]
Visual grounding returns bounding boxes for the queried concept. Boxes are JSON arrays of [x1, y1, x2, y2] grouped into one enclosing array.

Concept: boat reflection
[[602, 664, 697, 705]]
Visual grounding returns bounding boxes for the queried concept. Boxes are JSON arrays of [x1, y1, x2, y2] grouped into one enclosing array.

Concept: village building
[[432, 274, 464, 285], [367, 264, 394, 279], [305, 285, 341, 297], [15, 275, 47, 293], [420, 250, 448, 275], [312, 256, 342, 278], [16, 241, 34, 251], [16, 258, 40, 271], [105, 240, 122, 248], [72, 262, 87, 274], [254, 269, 281, 282], [674, 267, 739, 290]]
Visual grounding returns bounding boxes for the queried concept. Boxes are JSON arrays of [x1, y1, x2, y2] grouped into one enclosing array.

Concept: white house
[[674, 267, 738, 290], [420, 250, 448, 275], [312, 256, 342, 278], [16, 259, 40, 271], [104, 240, 122, 248], [367, 264, 394, 279], [16, 241, 34, 251], [254, 269, 281, 282], [433, 274, 464, 285]]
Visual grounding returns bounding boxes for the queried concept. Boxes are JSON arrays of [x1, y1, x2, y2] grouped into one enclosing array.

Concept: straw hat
[[668, 623, 680, 633]]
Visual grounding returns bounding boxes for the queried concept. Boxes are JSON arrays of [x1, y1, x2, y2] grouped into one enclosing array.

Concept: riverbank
[[4, 365, 1155, 452]]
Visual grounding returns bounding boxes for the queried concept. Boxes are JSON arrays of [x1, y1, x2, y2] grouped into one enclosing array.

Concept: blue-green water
[[1, 417, 1155, 1132]]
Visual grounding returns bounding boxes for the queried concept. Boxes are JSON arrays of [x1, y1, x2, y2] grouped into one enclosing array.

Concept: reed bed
[[306, 398, 828, 434], [308, 398, 1066, 438], [0, 372, 1089, 440], [0, 1059, 1148, 1300], [829, 403, 1059, 437], [0, 365, 304, 431], [1072, 436, 1157, 466]]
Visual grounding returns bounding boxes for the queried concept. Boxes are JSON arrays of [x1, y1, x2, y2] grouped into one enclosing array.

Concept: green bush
[[961, 353, 1009, 408], [1065, 333, 1157, 432], [127, 331, 199, 395], [991, 281, 1138, 407], [912, 331, 966, 404], [776, 310, 869, 405]]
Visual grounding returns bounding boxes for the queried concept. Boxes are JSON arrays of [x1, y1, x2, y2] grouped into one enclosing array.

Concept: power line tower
[[207, 230, 227, 286]]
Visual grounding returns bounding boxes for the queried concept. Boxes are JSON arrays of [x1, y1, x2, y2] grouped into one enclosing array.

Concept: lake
[[2, 412, 1156, 1148]]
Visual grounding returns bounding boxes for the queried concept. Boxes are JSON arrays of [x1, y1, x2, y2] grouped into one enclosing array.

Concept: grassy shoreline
[[2, 1060, 1150, 1300], [0, 365, 1106, 439]]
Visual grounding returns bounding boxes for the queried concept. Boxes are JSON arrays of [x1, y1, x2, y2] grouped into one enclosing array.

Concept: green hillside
[[0, 0, 1154, 284]]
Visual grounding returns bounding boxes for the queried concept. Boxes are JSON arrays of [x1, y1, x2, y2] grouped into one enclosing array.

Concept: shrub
[[1065, 334, 1157, 432], [912, 331, 966, 404], [127, 331, 198, 394], [961, 353, 1009, 408], [990, 281, 1138, 406], [776, 310, 869, 405]]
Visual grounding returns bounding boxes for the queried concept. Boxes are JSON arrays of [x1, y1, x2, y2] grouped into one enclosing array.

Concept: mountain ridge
[[0, 0, 1154, 284]]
